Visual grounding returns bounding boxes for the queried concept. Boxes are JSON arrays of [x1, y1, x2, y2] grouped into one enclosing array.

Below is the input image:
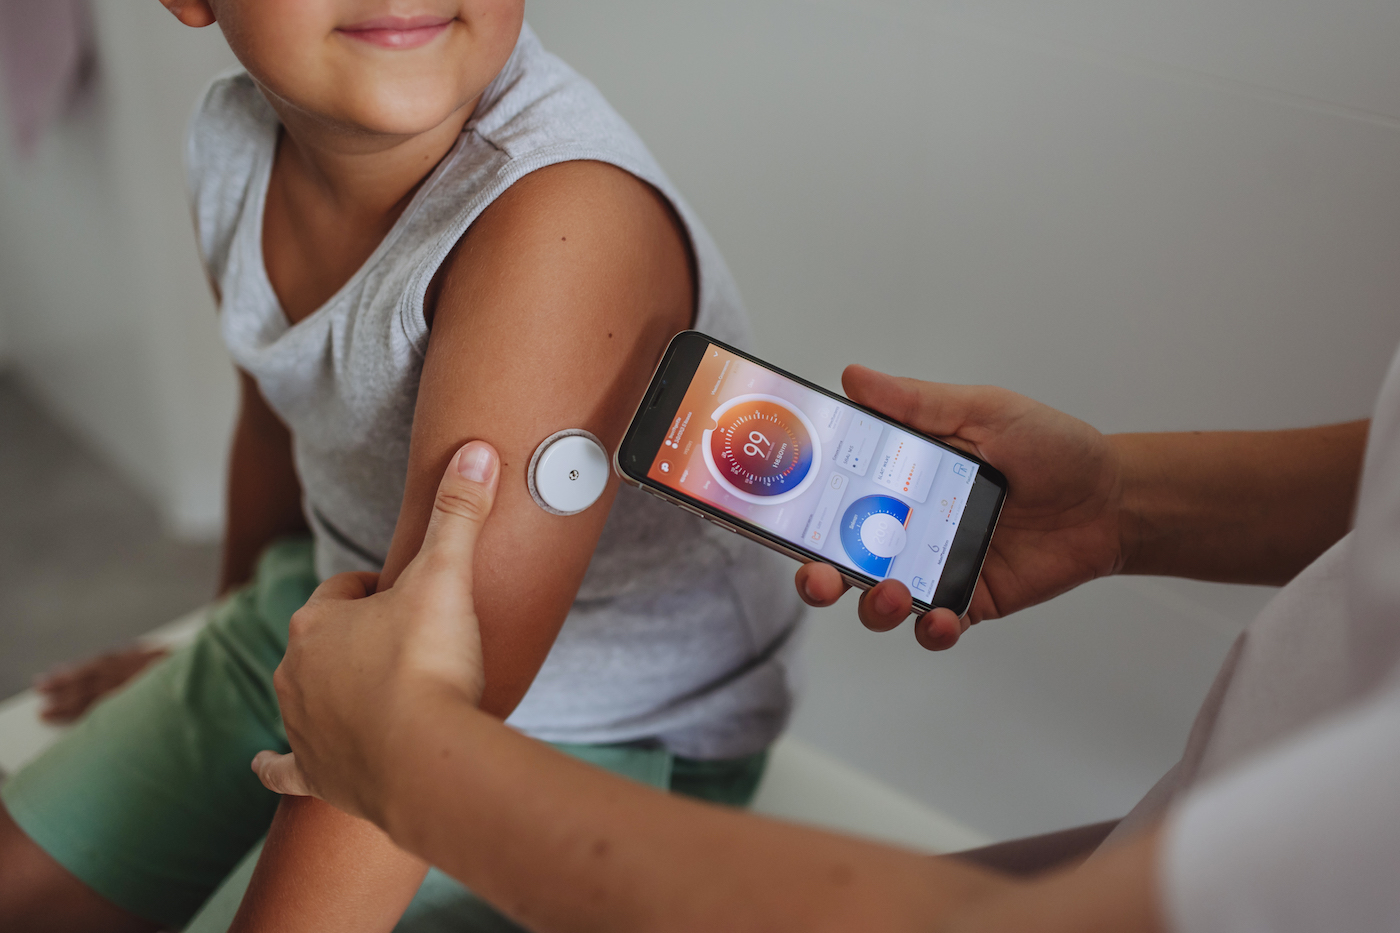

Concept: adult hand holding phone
[[252, 441, 500, 822], [796, 365, 1126, 651]]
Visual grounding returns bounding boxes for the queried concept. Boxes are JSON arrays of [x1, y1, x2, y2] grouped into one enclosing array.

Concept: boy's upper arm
[[230, 161, 690, 933], [376, 159, 694, 718]]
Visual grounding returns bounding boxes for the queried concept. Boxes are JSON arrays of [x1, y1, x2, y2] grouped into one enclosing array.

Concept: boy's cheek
[[207, 0, 333, 83]]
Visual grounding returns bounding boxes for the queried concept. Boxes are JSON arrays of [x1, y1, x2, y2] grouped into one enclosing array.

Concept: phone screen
[[645, 342, 982, 602]]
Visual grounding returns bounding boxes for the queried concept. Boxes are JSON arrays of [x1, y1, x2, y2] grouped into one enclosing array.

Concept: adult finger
[[857, 579, 913, 633], [415, 442, 500, 577], [795, 562, 849, 607], [842, 365, 1003, 443], [251, 751, 316, 798], [303, 571, 380, 607], [913, 608, 968, 651]]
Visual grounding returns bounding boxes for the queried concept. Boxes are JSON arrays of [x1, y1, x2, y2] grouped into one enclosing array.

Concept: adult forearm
[[378, 692, 1005, 933], [229, 796, 428, 933], [1115, 421, 1367, 584], [940, 828, 1166, 933]]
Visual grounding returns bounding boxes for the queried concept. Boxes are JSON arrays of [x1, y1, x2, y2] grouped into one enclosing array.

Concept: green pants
[[1, 539, 766, 931]]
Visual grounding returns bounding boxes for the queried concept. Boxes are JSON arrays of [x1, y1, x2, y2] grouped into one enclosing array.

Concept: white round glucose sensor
[[527, 429, 610, 516]]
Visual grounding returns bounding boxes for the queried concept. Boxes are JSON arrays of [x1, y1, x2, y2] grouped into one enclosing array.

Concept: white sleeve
[[1160, 678, 1400, 933]]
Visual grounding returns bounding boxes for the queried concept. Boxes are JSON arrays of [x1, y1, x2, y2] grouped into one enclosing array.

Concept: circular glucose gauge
[[839, 495, 912, 578], [702, 394, 821, 505]]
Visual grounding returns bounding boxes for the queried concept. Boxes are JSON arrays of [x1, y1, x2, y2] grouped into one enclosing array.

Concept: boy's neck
[[270, 95, 479, 221]]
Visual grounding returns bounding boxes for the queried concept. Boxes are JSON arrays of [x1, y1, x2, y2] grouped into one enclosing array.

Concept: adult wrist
[[1109, 433, 1151, 576], [375, 687, 482, 845]]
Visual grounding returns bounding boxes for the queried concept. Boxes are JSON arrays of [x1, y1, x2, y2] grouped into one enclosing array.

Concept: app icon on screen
[[839, 495, 912, 577], [872, 430, 941, 503]]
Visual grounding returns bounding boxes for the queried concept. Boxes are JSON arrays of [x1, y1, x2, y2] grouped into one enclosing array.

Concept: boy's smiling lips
[[336, 15, 455, 50]]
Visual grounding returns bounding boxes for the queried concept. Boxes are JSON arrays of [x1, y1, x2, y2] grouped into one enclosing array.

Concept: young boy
[[0, 2, 804, 930]]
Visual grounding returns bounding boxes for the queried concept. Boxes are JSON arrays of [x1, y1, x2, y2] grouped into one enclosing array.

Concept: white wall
[[0, 291, 10, 366], [0, 1, 238, 537], [525, 0, 1400, 839], [0, 240, 9, 366]]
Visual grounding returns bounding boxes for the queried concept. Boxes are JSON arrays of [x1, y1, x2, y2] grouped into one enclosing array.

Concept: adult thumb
[[417, 442, 500, 572], [842, 364, 995, 440], [251, 750, 315, 798]]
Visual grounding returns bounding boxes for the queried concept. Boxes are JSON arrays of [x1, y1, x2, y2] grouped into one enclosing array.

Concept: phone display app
[[872, 430, 939, 503], [704, 394, 820, 503], [839, 495, 910, 576], [835, 415, 881, 476], [648, 343, 980, 599]]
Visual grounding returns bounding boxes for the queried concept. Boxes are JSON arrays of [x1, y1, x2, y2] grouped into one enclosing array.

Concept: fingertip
[[842, 363, 876, 382], [251, 750, 274, 774], [914, 610, 964, 651], [251, 750, 305, 795], [858, 581, 911, 632], [454, 441, 499, 487], [796, 562, 846, 607], [840, 364, 884, 401], [872, 583, 906, 617]]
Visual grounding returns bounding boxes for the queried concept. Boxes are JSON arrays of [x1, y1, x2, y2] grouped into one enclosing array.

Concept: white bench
[[0, 612, 986, 855]]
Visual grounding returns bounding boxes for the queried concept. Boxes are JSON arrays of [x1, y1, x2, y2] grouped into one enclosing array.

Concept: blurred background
[[2, 0, 1398, 844]]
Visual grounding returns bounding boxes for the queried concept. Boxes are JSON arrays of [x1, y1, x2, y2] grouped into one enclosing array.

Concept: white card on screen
[[527, 429, 610, 516]]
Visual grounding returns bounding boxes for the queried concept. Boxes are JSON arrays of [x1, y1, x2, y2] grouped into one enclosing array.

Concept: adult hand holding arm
[[252, 439, 497, 817], [798, 365, 1367, 649], [236, 443, 500, 933], [253, 439, 1009, 931], [253, 440, 1174, 933]]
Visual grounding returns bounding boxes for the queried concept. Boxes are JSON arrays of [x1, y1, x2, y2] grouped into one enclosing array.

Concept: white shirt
[[1154, 342, 1400, 932]]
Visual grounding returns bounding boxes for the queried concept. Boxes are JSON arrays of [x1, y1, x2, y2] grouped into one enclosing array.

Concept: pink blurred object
[[0, 0, 95, 157]]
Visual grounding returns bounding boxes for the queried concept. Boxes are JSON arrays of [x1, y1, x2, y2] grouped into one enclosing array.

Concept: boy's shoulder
[[185, 68, 278, 202], [184, 68, 277, 286], [187, 68, 278, 165]]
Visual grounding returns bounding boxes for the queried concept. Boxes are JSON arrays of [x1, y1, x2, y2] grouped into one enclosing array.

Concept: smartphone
[[615, 331, 1008, 617]]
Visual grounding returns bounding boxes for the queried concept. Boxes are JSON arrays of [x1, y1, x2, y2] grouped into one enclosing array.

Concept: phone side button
[[647, 488, 683, 507]]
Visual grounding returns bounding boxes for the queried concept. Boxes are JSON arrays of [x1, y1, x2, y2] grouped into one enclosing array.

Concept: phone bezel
[[615, 331, 1008, 617]]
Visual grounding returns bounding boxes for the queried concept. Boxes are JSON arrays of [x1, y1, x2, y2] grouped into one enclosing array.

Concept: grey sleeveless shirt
[[187, 25, 804, 758]]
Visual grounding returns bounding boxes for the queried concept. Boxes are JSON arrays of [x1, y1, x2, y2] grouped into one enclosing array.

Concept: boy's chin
[[314, 85, 476, 140], [345, 104, 467, 139]]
